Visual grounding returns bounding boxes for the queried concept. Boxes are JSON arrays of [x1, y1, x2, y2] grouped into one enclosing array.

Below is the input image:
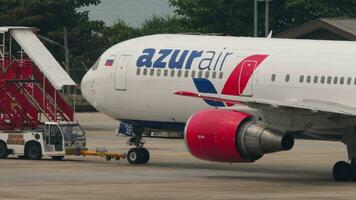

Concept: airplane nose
[[81, 70, 94, 104]]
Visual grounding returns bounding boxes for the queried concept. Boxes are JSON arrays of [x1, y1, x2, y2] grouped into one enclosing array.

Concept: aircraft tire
[[351, 161, 356, 182], [140, 148, 150, 164], [0, 141, 8, 159], [128, 148, 150, 164], [333, 161, 351, 182], [128, 148, 142, 164]]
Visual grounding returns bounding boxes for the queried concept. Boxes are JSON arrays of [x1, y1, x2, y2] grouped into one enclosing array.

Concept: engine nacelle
[[184, 109, 294, 163]]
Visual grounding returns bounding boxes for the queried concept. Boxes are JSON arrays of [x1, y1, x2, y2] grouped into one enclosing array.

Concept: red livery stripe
[[222, 54, 269, 96]]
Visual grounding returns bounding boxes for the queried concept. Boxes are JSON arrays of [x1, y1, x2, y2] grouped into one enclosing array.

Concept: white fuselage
[[81, 34, 356, 133]]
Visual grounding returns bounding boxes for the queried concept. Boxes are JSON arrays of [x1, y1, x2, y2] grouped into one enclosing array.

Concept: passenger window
[[157, 69, 161, 77], [177, 70, 182, 77], [212, 71, 217, 79], [340, 77, 344, 85], [198, 71, 203, 78], [150, 69, 154, 76], [143, 68, 148, 76], [285, 74, 290, 82], [333, 76, 338, 84], [219, 72, 224, 79], [299, 75, 304, 83], [313, 76, 318, 83], [164, 69, 168, 77], [306, 75, 311, 83], [320, 76, 325, 84], [327, 76, 332, 84], [184, 70, 189, 78], [271, 74, 276, 82], [347, 77, 352, 85], [136, 68, 141, 76], [170, 70, 175, 77], [205, 71, 210, 78], [191, 71, 196, 78]]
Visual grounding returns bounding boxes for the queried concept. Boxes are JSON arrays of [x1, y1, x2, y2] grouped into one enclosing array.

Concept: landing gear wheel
[[128, 148, 140, 164], [127, 128, 150, 164], [0, 142, 8, 159], [140, 148, 150, 164], [351, 159, 356, 181], [51, 156, 64, 161], [25, 143, 42, 160], [127, 148, 150, 164], [333, 161, 351, 182]]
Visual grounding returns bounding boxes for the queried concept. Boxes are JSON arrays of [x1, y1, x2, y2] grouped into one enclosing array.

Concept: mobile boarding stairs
[[0, 27, 75, 129], [0, 27, 126, 162]]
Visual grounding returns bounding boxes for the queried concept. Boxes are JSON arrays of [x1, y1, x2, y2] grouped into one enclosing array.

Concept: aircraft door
[[115, 55, 131, 91], [239, 60, 257, 96], [49, 125, 63, 151], [44, 124, 50, 151]]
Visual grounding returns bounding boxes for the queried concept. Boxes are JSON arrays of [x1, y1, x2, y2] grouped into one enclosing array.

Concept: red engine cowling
[[185, 109, 294, 163]]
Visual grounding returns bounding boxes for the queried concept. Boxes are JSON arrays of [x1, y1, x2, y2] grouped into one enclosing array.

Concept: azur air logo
[[136, 48, 233, 71]]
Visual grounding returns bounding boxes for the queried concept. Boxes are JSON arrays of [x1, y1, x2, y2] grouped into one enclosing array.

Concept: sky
[[83, 0, 175, 27]]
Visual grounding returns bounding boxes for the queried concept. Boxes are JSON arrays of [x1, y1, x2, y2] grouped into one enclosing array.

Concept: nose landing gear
[[127, 133, 150, 164]]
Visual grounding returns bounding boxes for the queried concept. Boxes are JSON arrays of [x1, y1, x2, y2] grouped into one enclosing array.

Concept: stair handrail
[[14, 82, 51, 121]]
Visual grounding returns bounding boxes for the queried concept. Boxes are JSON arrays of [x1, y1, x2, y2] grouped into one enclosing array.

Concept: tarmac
[[0, 112, 355, 200]]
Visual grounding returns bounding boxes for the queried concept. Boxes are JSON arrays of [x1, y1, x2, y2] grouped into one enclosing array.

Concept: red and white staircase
[[0, 27, 75, 130]]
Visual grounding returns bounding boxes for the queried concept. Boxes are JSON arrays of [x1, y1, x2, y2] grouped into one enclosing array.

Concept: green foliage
[[272, 0, 356, 32], [0, 0, 101, 31], [140, 15, 189, 35], [169, 0, 253, 36], [105, 15, 190, 46], [104, 19, 141, 45], [169, 0, 356, 36], [0, 0, 105, 83]]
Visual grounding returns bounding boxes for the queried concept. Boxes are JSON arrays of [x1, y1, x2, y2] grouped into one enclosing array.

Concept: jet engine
[[184, 109, 294, 162]]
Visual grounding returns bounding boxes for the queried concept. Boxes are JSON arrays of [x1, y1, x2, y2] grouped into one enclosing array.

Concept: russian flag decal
[[105, 59, 114, 67]]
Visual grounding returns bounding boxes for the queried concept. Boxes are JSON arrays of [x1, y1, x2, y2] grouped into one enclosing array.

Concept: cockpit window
[[91, 58, 101, 71]]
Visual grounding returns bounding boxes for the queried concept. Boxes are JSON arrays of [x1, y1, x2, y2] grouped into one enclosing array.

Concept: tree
[[104, 16, 190, 48], [0, 0, 106, 83], [140, 15, 190, 35], [104, 19, 141, 46], [169, 0, 254, 36], [169, 0, 356, 36], [271, 0, 356, 33]]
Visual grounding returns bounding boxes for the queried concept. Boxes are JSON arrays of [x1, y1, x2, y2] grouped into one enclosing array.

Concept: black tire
[[333, 161, 351, 182], [127, 148, 150, 164], [25, 142, 42, 160], [51, 156, 64, 161], [0, 142, 8, 159], [127, 148, 141, 164], [140, 148, 150, 164], [351, 161, 356, 182]]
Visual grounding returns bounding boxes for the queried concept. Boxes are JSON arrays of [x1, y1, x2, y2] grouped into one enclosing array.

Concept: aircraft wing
[[174, 91, 356, 116]]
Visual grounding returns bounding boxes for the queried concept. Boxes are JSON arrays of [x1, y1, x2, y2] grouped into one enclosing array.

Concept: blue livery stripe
[[193, 78, 225, 107]]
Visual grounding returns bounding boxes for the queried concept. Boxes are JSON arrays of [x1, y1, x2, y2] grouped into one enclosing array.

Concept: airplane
[[81, 34, 356, 182]]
